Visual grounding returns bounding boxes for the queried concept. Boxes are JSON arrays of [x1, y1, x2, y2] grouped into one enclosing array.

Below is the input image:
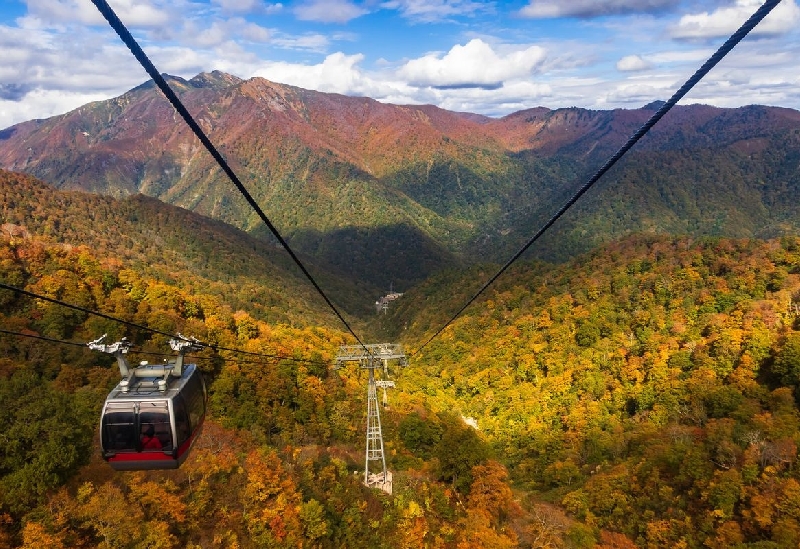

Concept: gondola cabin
[[89, 335, 207, 471]]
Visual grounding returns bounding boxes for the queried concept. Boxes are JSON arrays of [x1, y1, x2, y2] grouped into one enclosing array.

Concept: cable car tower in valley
[[336, 343, 407, 494]]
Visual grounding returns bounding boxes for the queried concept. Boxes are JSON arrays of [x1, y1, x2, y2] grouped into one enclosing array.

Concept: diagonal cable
[[90, 0, 366, 350], [412, 0, 782, 355], [0, 282, 325, 364], [0, 328, 89, 348], [1, 281, 175, 338]]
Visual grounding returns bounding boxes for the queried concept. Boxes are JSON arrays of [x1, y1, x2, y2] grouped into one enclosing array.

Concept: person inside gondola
[[141, 424, 162, 450]]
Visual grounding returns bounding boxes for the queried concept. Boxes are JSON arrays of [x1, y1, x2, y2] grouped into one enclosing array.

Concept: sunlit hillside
[[0, 170, 378, 326], [5, 166, 800, 546]]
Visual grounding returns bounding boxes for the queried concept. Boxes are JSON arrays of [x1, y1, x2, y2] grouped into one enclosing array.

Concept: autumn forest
[[4, 162, 800, 549], [3, 64, 800, 549]]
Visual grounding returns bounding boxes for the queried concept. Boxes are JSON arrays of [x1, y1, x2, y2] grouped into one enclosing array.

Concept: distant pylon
[[365, 368, 385, 477], [336, 343, 407, 494]]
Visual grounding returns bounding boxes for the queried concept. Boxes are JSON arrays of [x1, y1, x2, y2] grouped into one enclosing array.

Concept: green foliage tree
[[398, 412, 443, 459], [434, 415, 490, 494], [773, 332, 800, 387], [0, 369, 93, 514]]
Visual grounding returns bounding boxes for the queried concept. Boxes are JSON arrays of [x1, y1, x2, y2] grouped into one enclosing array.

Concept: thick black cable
[[413, 0, 782, 355], [0, 329, 326, 367], [90, 0, 367, 351], [0, 328, 88, 348], [0, 281, 175, 338], [0, 282, 325, 364]]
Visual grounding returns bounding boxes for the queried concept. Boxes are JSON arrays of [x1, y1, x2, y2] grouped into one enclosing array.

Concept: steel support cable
[[0, 281, 176, 338], [0, 328, 88, 348], [412, 0, 782, 356], [0, 281, 325, 364], [0, 329, 307, 366], [90, 0, 367, 352]]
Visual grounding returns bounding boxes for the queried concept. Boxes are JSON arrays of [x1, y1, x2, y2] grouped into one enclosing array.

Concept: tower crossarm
[[335, 343, 406, 369]]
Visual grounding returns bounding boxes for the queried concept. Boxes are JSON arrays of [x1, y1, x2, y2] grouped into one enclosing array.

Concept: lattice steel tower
[[336, 343, 407, 494]]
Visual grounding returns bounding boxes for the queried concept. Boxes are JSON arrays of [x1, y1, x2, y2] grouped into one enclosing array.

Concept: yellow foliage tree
[[20, 522, 66, 549], [242, 449, 303, 548]]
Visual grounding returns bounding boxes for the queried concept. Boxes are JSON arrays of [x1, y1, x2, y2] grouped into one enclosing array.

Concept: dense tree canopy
[[6, 186, 800, 547]]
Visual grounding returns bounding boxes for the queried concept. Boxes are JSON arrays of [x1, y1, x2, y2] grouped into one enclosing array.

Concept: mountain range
[[2, 71, 800, 290]]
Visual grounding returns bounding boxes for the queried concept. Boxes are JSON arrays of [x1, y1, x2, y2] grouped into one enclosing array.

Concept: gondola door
[[101, 401, 137, 457], [101, 400, 176, 470]]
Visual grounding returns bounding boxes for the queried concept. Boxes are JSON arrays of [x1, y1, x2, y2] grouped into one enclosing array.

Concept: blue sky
[[0, 0, 799, 129]]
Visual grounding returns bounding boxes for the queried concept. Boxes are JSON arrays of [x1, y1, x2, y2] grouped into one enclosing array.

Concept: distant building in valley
[[375, 291, 403, 314]]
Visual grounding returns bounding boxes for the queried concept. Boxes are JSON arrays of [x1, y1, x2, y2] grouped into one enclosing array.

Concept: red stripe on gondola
[[108, 452, 175, 463]]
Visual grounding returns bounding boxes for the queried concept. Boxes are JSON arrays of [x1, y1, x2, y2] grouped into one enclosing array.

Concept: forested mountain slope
[[0, 169, 377, 325], [0, 210, 552, 548], [2, 72, 800, 286], [390, 234, 800, 547], [5, 188, 800, 546]]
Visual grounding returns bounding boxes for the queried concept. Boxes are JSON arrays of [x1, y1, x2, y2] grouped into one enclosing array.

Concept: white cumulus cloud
[[398, 39, 547, 89], [0, 88, 112, 127], [21, 0, 179, 33], [616, 54, 652, 72], [22, 0, 105, 25], [187, 18, 270, 48], [254, 52, 373, 94], [671, 0, 800, 40]]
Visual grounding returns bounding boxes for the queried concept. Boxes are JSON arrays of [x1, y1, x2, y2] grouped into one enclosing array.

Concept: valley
[[3, 73, 800, 289]]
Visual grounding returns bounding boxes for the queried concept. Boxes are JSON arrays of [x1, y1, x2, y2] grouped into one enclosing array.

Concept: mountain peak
[[189, 70, 243, 89], [128, 71, 242, 95], [643, 100, 666, 111], [129, 73, 190, 94]]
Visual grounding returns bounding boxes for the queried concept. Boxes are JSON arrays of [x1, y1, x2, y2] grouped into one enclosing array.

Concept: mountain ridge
[[0, 169, 379, 326], [3, 71, 800, 288]]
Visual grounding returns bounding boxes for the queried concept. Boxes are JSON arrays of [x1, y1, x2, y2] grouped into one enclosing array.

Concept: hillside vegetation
[[0, 169, 377, 325], [0, 212, 540, 548], [391, 234, 800, 547], [5, 167, 800, 546]]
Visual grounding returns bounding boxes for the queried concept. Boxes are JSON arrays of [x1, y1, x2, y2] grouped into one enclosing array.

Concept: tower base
[[365, 470, 393, 494]]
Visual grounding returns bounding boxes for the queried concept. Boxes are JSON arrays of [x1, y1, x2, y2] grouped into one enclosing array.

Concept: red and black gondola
[[90, 335, 207, 470]]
